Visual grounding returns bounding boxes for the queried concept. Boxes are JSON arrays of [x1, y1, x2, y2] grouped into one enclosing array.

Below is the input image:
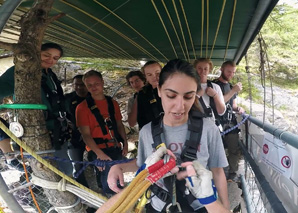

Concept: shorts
[[0, 117, 9, 141]]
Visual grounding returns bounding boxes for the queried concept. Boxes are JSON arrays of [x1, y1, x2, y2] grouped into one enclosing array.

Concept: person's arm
[[232, 99, 245, 114], [107, 159, 138, 193], [116, 120, 128, 156], [127, 97, 138, 127], [211, 167, 230, 210], [223, 82, 242, 103], [204, 201, 230, 213], [206, 87, 226, 115], [79, 126, 111, 161]]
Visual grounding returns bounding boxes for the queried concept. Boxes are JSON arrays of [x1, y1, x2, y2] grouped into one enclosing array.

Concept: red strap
[[147, 159, 164, 174], [146, 158, 176, 184]]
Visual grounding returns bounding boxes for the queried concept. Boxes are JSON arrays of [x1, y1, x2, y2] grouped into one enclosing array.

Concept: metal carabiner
[[104, 117, 118, 147], [166, 202, 182, 213]]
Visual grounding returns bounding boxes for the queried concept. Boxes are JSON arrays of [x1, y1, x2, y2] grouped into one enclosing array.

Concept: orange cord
[[20, 147, 42, 213]]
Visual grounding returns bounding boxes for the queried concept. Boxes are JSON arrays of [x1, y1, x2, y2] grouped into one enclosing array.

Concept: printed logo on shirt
[[167, 142, 201, 153]]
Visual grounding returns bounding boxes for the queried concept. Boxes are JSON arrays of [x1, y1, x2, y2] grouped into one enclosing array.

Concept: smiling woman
[[0, 42, 69, 150]]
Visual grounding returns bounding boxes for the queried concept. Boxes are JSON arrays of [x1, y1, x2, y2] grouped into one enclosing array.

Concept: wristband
[[197, 180, 217, 205], [212, 93, 217, 98]]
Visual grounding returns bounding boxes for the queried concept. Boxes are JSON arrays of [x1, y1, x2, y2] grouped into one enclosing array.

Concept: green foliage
[[63, 57, 140, 72], [242, 3, 298, 89]]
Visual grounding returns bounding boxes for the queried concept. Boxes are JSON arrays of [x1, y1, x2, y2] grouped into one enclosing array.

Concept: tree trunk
[[12, 1, 82, 212]]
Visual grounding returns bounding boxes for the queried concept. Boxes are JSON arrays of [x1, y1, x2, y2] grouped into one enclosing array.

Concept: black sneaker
[[6, 158, 31, 172], [227, 173, 239, 182]]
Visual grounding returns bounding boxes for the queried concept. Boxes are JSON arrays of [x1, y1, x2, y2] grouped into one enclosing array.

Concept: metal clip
[[58, 111, 66, 119], [104, 117, 117, 147], [166, 202, 182, 213]]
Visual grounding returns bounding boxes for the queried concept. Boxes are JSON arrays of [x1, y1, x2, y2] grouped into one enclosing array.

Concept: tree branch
[[0, 41, 16, 51], [47, 13, 65, 25]]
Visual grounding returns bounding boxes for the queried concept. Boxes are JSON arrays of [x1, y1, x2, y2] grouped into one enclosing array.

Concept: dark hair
[[41, 43, 64, 57], [141, 61, 162, 73], [159, 59, 201, 92], [221, 60, 236, 69], [125, 70, 146, 85], [73, 74, 83, 80], [193, 58, 213, 70], [83, 70, 103, 82]]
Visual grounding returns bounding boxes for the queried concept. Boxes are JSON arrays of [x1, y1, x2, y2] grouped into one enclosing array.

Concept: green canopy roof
[[0, 0, 278, 65]]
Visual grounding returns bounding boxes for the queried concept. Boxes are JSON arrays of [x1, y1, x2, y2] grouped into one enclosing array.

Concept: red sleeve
[[113, 99, 122, 121], [76, 100, 90, 127]]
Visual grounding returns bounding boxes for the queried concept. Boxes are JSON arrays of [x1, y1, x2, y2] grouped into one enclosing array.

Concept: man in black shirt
[[213, 61, 244, 182], [65, 75, 89, 186]]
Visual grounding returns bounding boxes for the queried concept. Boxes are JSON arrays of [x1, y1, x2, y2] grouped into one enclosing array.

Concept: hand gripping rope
[[106, 156, 176, 213]]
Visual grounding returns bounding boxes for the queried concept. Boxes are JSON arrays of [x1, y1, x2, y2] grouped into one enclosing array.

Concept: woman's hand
[[122, 144, 128, 156], [206, 87, 217, 98], [107, 164, 125, 193]]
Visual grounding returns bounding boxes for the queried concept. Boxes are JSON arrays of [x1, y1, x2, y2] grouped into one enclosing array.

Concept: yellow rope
[[52, 20, 131, 59], [200, 0, 204, 57], [179, 0, 196, 59], [172, 0, 190, 61], [46, 33, 99, 57], [46, 27, 104, 57], [209, 0, 227, 59], [52, 7, 134, 59], [224, 0, 237, 60], [106, 170, 148, 213], [206, 0, 209, 58], [60, 0, 159, 61], [161, 0, 186, 59], [151, 0, 178, 58], [119, 181, 151, 213], [134, 192, 149, 213], [0, 120, 107, 202], [93, 0, 169, 61]]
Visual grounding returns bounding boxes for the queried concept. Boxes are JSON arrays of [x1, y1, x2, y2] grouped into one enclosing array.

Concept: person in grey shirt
[[107, 59, 229, 212]]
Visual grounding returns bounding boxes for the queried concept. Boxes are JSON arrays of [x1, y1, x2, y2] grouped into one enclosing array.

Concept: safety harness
[[198, 80, 218, 119], [212, 79, 238, 133], [138, 84, 163, 129], [86, 95, 123, 150], [41, 69, 69, 150], [150, 109, 204, 212]]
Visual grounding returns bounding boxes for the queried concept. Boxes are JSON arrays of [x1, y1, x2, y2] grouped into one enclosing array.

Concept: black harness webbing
[[41, 69, 68, 150], [199, 80, 218, 119], [86, 95, 123, 142], [150, 109, 204, 209], [152, 110, 204, 161]]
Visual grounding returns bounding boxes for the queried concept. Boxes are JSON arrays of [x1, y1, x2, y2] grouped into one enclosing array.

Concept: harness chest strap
[[86, 95, 123, 149], [150, 110, 204, 208]]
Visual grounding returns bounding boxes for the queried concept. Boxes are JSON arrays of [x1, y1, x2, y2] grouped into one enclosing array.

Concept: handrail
[[239, 141, 287, 213], [247, 114, 298, 150]]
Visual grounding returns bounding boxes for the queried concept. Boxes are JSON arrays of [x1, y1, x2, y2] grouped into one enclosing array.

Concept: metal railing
[[240, 114, 298, 213]]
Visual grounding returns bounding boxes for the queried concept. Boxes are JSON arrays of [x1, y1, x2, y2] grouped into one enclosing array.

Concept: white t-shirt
[[198, 82, 226, 120]]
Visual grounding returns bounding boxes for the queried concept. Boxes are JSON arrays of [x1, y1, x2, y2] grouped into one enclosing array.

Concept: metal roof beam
[[234, 0, 278, 64], [0, 0, 23, 34]]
